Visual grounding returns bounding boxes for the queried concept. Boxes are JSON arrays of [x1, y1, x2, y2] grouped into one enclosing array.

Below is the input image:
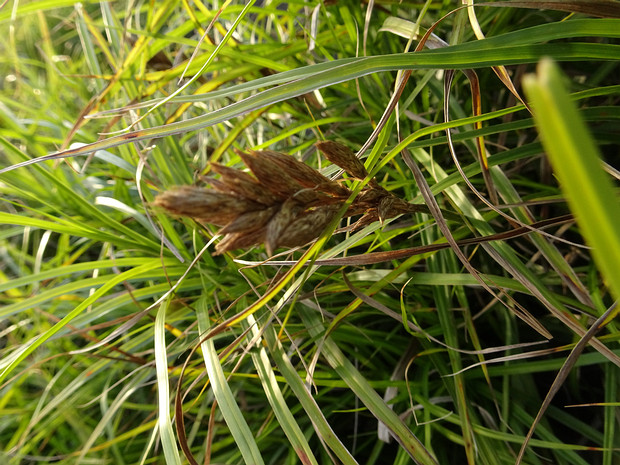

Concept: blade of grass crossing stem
[[154, 295, 183, 465], [195, 297, 265, 465], [242, 315, 319, 465], [522, 58, 620, 313], [298, 305, 439, 465]]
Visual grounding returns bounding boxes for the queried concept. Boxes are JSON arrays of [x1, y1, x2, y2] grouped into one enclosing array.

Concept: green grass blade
[[298, 304, 439, 465], [262, 322, 360, 465], [4, 19, 620, 173], [243, 314, 319, 465], [523, 58, 620, 306], [195, 297, 266, 465], [154, 296, 183, 465], [2, 4, 618, 463]]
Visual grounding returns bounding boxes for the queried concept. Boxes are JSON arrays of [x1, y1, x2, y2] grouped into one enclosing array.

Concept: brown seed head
[[155, 141, 418, 256], [215, 228, 266, 255], [265, 198, 305, 256], [218, 206, 278, 235], [378, 196, 411, 223]]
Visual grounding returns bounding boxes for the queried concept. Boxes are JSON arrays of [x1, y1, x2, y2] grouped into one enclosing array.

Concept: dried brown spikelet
[[209, 162, 277, 205], [265, 198, 305, 256], [289, 188, 334, 207], [278, 205, 340, 248], [377, 196, 412, 223], [215, 228, 268, 254], [154, 186, 259, 225], [237, 150, 304, 199], [218, 207, 277, 235], [259, 149, 349, 197], [155, 143, 421, 255], [315, 140, 369, 180]]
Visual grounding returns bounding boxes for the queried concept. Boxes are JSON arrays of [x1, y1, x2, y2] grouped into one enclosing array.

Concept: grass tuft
[[1, 2, 618, 465]]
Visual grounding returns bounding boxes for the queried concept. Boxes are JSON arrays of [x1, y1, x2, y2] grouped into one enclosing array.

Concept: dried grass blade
[[252, 214, 575, 267]]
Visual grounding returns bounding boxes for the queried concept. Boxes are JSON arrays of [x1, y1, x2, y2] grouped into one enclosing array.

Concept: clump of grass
[[1, 2, 619, 465], [155, 141, 420, 255]]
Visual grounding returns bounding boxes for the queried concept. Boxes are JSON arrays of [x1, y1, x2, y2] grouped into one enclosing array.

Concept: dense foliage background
[[1, 1, 619, 464]]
